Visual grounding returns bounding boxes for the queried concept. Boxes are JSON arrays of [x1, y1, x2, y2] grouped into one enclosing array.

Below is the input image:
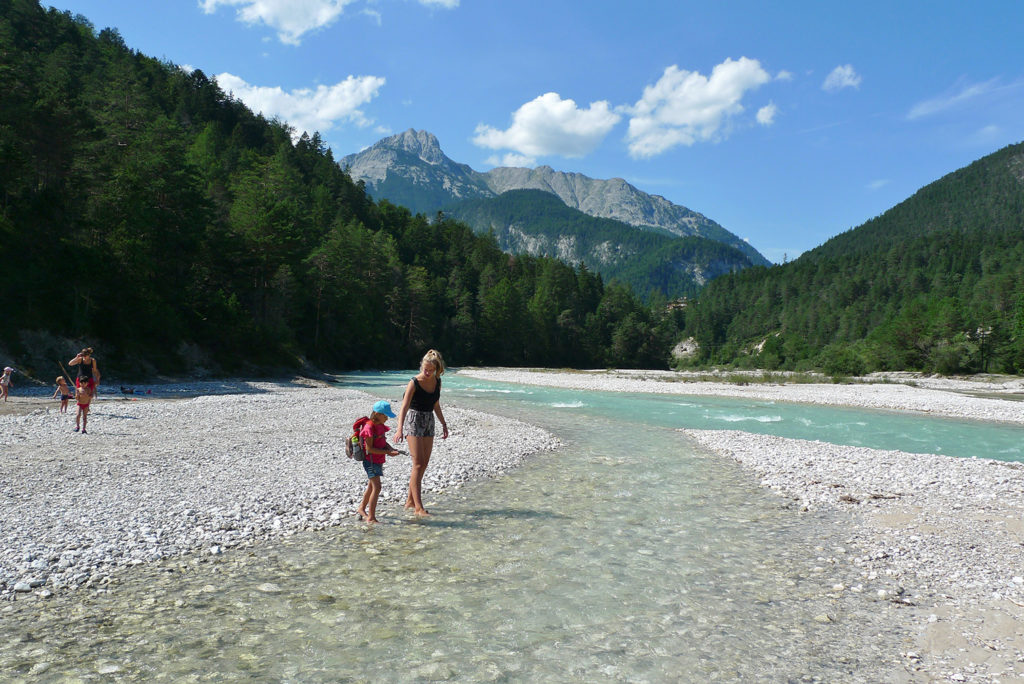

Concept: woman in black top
[[68, 347, 100, 393], [396, 349, 448, 516]]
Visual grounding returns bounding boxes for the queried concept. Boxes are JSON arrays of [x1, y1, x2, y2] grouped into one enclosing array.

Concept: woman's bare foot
[[357, 508, 366, 519], [365, 516, 379, 523], [414, 508, 430, 517]]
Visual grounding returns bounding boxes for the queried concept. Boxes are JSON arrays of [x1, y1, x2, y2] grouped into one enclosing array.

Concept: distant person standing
[[1, 366, 12, 401], [74, 379, 93, 433], [53, 376, 72, 413], [396, 349, 449, 516], [68, 348, 100, 396]]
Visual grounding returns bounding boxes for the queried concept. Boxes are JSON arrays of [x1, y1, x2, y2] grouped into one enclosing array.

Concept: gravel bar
[[0, 380, 558, 600]]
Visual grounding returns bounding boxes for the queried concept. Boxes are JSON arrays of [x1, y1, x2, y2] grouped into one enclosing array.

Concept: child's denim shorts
[[363, 460, 384, 479]]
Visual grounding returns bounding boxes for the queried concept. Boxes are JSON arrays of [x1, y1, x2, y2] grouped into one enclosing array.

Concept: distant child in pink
[[1, 367, 12, 402]]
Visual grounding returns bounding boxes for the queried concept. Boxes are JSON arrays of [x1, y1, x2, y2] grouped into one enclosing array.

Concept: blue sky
[[51, 0, 1024, 263]]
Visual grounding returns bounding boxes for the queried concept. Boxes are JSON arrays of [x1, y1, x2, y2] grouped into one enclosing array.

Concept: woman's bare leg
[[406, 435, 433, 515]]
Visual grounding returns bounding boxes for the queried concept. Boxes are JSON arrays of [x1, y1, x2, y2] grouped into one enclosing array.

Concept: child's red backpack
[[345, 416, 371, 461]]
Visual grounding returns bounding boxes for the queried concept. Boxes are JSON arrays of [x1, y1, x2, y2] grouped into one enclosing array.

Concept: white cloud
[[216, 72, 385, 139], [775, 70, 794, 81], [486, 153, 536, 168], [976, 124, 1000, 138], [361, 8, 382, 26], [472, 92, 621, 160], [200, 0, 457, 44], [822, 64, 861, 92], [907, 78, 999, 119], [867, 179, 888, 191], [200, 0, 354, 45], [624, 57, 772, 158], [756, 103, 778, 126]]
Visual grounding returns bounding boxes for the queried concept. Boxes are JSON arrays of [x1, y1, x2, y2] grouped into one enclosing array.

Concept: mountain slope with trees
[[445, 189, 753, 299], [340, 129, 770, 266], [681, 141, 1024, 375], [0, 0, 680, 375]]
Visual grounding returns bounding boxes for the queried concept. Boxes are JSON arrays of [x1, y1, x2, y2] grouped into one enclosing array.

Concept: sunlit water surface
[[6, 370, 1017, 681]]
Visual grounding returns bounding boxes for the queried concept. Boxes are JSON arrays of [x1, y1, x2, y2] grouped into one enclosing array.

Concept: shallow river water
[[9, 371, 1011, 682]]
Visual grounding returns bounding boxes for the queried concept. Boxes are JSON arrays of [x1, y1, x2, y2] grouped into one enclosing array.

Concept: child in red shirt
[[357, 400, 399, 523]]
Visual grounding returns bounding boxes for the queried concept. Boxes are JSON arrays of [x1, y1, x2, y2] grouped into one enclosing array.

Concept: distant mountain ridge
[[445, 189, 753, 298], [340, 129, 770, 266]]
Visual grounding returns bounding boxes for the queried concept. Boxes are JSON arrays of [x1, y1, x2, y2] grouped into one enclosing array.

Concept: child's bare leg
[[74, 407, 81, 431], [365, 477, 381, 523], [358, 482, 371, 519], [81, 407, 88, 433]]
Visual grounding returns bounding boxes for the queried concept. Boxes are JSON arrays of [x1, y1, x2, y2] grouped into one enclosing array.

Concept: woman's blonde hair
[[422, 349, 445, 375]]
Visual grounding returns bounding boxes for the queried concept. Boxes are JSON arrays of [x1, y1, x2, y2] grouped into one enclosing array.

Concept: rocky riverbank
[[458, 368, 1024, 424], [0, 380, 558, 601], [684, 430, 1024, 684]]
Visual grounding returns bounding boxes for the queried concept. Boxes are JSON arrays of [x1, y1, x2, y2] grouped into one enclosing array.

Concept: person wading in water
[[396, 349, 448, 516]]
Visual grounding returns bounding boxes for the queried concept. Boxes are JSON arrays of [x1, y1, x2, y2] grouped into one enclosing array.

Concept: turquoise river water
[[3, 371, 1021, 682]]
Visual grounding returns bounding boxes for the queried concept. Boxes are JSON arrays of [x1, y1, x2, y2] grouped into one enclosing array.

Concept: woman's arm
[[395, 380, 415, 442], [433, 401, 448, 439], [68, 354, 81, 366], [92, 360, 100, 384]]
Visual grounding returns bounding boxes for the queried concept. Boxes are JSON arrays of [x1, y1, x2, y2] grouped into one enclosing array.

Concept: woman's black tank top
[[77, 359, 95, 379], [410, 378, 440, 412]]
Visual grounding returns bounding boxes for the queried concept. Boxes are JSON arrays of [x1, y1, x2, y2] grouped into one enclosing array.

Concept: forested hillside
[[444, 189, 752, 300], [682, 141, 1024, 375], [0, 0, 679, 375]]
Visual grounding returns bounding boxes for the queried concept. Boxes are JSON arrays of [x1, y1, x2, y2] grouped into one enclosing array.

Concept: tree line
[[681, 141, 1024, 375], [0, 0, 680, 376]]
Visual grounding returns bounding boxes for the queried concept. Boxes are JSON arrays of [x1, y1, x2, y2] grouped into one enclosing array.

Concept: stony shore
[[460, 368, 1024, 683], [0, 379, 558, 601], [5, 369, 1024, 681]]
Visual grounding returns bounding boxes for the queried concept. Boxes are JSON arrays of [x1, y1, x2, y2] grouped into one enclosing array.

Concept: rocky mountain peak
[[340, 130, 770, 265], [378, 129, 446, 165]]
